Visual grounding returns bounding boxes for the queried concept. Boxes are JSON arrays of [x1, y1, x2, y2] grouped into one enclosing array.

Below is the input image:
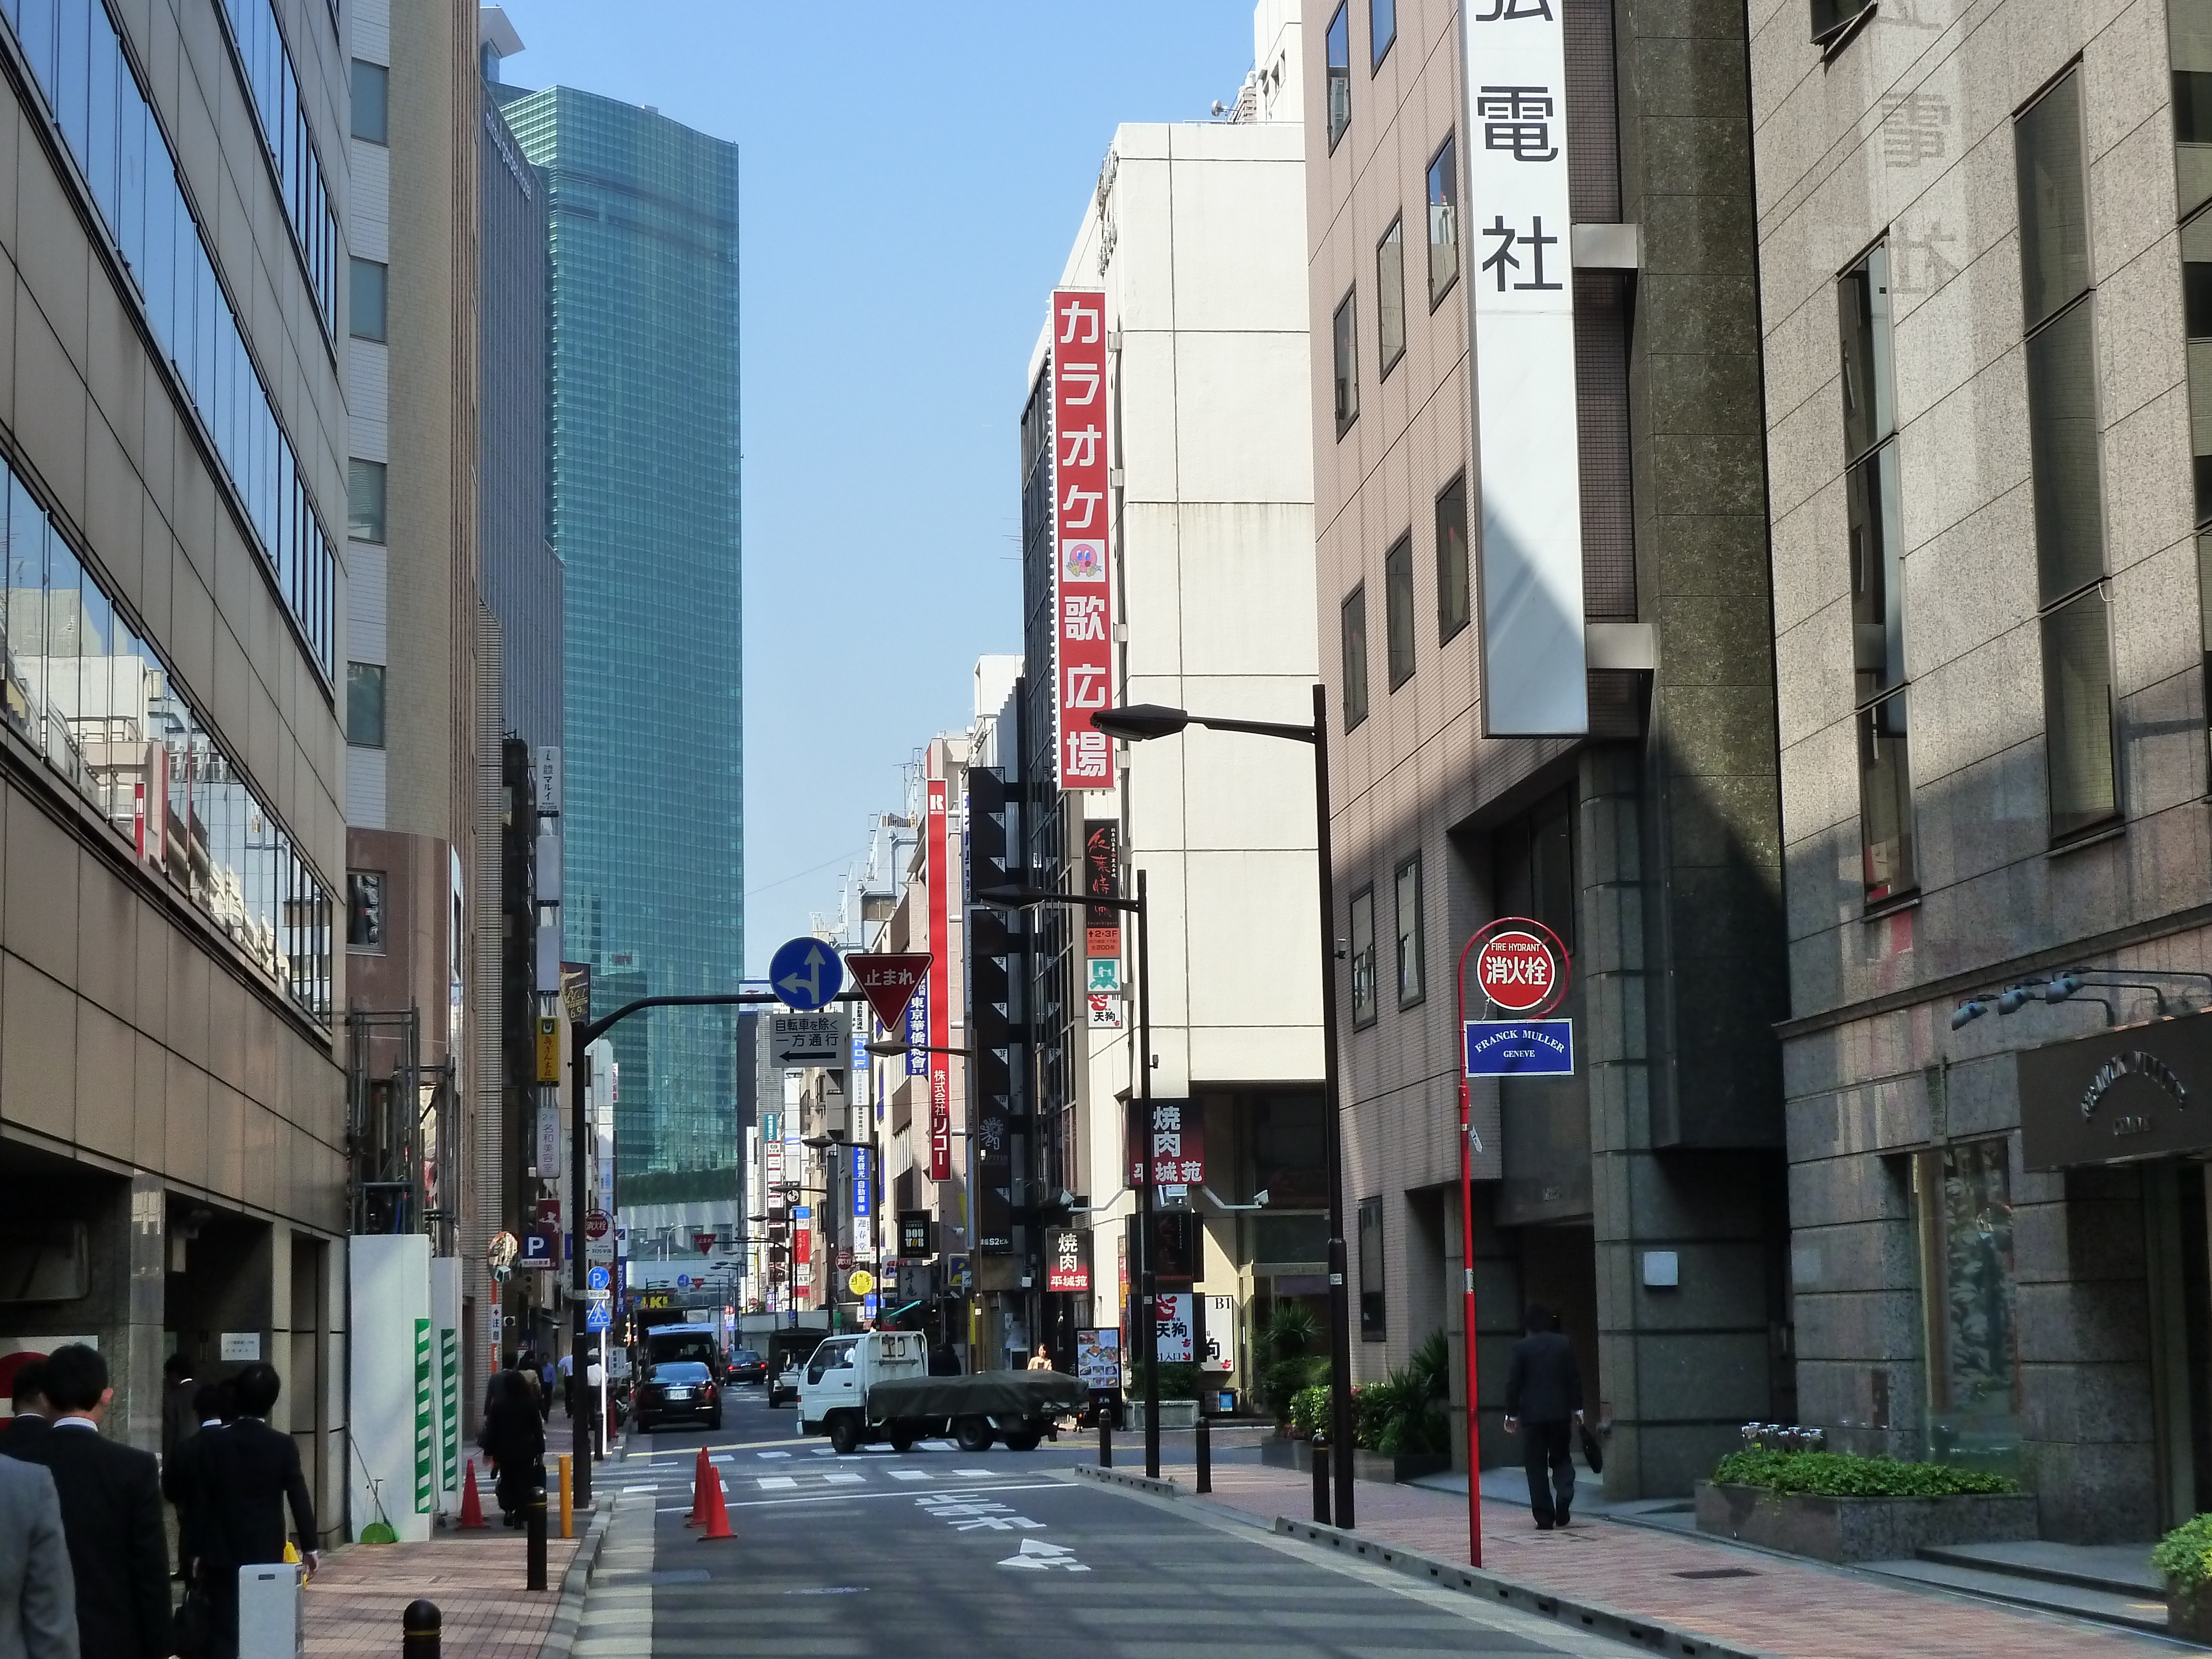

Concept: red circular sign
[[585, 1212, 611, 1240], [1474, 928, 1561, 1014]]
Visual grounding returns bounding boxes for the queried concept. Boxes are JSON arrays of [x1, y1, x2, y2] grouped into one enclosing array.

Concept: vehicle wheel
[[829, 1415, 861, 1455], [953, 1416, 994, 1453], [1001, 1429, 1041, 1453], [888, 1425, 917, 1454]]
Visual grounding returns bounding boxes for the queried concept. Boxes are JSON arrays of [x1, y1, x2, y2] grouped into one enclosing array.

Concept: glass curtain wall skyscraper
[[498, 86, 744, 1188]]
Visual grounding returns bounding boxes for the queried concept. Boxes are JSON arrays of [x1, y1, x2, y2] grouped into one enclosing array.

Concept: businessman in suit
[[1502, 1303, 1586, 1530], [0, 1344, 168, 1659], [0, 1364, 50, 1453], [0, 1451, 76, 1659], [161, 1383, 232, 1583], [197, 1363, 316, 1659]]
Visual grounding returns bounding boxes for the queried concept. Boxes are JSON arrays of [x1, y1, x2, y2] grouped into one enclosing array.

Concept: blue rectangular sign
[[1464, 1019, 1575, 1077], [905, 990, 927, 1077]]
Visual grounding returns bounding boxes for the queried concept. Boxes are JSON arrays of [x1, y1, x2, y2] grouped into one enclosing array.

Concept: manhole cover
[[1672, 1568, 1759, 1580]]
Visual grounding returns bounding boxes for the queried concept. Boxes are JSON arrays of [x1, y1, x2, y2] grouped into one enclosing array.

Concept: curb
[[1071, 1463, 1182, 1499], [537, 1490, 618, 1659], [1270, 1518, 1788, 1659]]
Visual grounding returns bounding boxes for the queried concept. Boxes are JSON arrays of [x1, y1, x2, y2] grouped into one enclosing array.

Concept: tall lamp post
[[975, 875, 1157, 1479], [1092, 686, 1354, 1528]]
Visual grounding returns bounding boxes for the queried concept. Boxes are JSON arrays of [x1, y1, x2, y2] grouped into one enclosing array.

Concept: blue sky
[[495, 2, 1260, 977]]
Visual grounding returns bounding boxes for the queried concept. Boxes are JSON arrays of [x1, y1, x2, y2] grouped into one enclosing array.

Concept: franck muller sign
[[2018, 1011, 2212, 1169], [1464, 0, 1588, 735]]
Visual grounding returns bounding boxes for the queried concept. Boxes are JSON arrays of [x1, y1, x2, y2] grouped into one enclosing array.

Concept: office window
[[1371, 0, 1396, 67], [347, 871, 385, 951], [1377, 216, 1406, 375], [350, 257, 387, 342], [351, 60, 388, 143], [1436, 474, 1470, 641], [2015, 70, 2117, 842], [1349, 887, 1378, 1026], [348, 460, 387, 544], [1333, 289, 1359, 436], [1859, 694, 1914, 905], [1394, 854, 1425, 1008], [1427, 135, 1459, 306], [1341, 583, 1370, 730], [1385, 534, 1416, 688], [2184, 215, 2212, 524], [1358, 1197, 1385, 1339], [1810, 0, 1874, 44], [1327, 6, 1351, 149], [219, 0, 340, 328], [346, 661, 386, 748]]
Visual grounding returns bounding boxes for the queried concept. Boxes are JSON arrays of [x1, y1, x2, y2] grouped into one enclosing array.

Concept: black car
[[636, 1360, 722, 1431], [726, 1348, 767, 1385]]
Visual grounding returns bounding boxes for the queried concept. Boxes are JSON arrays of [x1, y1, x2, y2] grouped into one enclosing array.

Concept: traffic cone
[[697, 1467, 734, 1541], [458, 1459, 487, 1530], [685, 1446, 709, 1527]]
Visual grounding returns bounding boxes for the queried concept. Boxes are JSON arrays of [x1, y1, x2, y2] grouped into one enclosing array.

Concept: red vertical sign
[[926, 777, 952, 1181], [1052, 288, 1114, 791]]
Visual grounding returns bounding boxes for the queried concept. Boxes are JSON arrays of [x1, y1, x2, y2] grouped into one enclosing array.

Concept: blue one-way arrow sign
[[770, 936, 844, 1011]]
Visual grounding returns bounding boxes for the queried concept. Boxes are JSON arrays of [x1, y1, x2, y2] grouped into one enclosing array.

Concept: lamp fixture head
[[1090, 704, 1191, 742]]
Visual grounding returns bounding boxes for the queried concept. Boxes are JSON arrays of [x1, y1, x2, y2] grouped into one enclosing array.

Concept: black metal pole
[[525, 1473, 547, 1590], [1137, 870, 1159, 1480], [1099, 1409, 1113, 1467], [1311, 1433, 1332, 1526], [402, 1599, 441, 1659], [1196, 1409, 1211, 1493], [1312, 682, 1355, 1529]]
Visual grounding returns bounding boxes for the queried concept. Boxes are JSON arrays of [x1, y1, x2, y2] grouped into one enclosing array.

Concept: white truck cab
[[797, 1329, 927, 1436]]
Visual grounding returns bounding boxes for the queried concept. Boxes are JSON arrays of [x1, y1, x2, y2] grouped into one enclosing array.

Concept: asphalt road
[[569, 1381, 1627, 1659]]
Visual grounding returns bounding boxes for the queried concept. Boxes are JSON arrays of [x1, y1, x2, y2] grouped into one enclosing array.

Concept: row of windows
[[0, 0, 338, 680], [1347, 852, 1424, 1026], [1339, 475, 1469, 729], [1333, 135, 1459, 437], [0, 444, 333, 1024], [1324, 0, 1399, 153], [215, 0, 337, 331]]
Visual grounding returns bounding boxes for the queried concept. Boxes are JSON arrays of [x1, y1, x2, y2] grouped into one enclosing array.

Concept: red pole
[[1455, 933, 1484, 1568]]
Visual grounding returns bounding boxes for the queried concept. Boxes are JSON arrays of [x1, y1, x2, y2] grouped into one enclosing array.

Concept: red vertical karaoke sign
[[1052, 287, 1114, 792]]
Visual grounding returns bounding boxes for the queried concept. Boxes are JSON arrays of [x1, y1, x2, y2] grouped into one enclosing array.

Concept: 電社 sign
[[1464, 0, 1588, 735]]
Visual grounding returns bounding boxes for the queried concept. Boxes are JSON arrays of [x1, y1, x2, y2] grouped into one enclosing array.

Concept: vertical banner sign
[[1128, 1098, 1204, 1191], [904, 988, 928, 1078], [926, 778, 953, 1181], [412, 1318, 432, 1514], [852, 1145, 873, 1256], [1083, 821, 1124, 1030], [1052, 288, 1115, 790], [1464, 0, 1588, 736]]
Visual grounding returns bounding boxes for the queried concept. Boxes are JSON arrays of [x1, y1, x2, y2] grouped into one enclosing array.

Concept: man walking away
[[163, 1384, 233, 1587], [160, 1353, 198, 1470], [557, 1349, 575, 1417], [197, 1364, 316, 1659], [1502, 1304, 1584, 1530], [2, 1344, 168, 1659], [0, 1452, 76, 1659], [0, 1365, 49, 1452]]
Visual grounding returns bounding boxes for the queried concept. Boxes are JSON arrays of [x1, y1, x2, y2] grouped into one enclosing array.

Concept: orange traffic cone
[[697, 1465, 734, 1541], [685, 1446, 709, 1527], [458, 1459, 487, 1530]]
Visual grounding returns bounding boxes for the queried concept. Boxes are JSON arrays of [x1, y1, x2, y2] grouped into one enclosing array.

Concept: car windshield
[[653, 1362, 710, 1384]]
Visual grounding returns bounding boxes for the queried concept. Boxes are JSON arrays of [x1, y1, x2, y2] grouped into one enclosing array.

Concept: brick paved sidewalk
[[301, 1526, 582, 1657], [1160, 1459, 2175, 1659]]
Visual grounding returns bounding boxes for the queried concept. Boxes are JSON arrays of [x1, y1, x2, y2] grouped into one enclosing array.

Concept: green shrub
[[1147, 1361, 1202, 1401], [2153, 1514, 2212, 1589], [1710, 1448, 2020, 1498], [1261, 1305, 1328, 1423], [1288, 1384, 1331, 1439]]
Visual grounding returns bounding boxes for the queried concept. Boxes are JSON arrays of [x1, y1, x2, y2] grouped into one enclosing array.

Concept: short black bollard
[[1195, 1411, 1212, 1494], [1099, 1407, 1113, 1468], [1310, 1435, 1332, 1526], [402, 1598, 441, 1659], [526, 1475, 548, 1592]]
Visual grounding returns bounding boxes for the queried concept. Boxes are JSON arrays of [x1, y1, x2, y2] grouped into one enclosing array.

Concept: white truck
[[797, 1329, 1087, 1455]]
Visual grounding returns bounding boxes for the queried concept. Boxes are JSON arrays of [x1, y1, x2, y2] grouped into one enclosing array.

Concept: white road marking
[[889, 1469, 928, 1481], [755, 1451, 791, 1460], [823, 1473, 864, 1484], [953, 1468, 994, 1478], [757, 1475, 797, 1490]]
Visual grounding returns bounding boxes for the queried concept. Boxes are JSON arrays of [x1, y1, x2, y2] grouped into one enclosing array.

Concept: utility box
[[237, 1562, 302, 1659]]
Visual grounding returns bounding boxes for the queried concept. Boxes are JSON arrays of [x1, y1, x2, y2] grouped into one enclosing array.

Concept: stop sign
[[1475, 929, 1558, 1013]]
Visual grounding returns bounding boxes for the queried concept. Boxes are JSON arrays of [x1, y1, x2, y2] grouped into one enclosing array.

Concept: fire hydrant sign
[[1475, 928, 1558, 1011]]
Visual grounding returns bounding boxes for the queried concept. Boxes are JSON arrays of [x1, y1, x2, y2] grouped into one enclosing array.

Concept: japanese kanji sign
[[926, 777, 952, 1181], [1084, 820, 1121, 958], [1464, 0, 1588, 736], [1052, 288, 1116, 791], [847, 952, 932, 1031], [1045, 1228, 1091, 1293], [1127, 1098, 1204, 1190], [1154, 1292, 1194, 1363]]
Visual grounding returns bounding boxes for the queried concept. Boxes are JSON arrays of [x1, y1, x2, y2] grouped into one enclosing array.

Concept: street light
[[976, 874, 1160, 1479], [1091, 686, 1356, 1529]]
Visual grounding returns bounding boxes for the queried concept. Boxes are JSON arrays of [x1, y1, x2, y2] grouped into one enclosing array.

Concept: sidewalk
[[301, 1524, 582, 1658], [1157, 1455, 2181, 1658]]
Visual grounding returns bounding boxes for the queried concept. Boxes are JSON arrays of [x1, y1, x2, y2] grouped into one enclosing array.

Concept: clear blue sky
[[495, 2, 1260, 977]]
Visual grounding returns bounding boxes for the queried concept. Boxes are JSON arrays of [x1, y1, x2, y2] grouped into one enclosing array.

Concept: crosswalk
[[620, 1452, 1032, 1504]]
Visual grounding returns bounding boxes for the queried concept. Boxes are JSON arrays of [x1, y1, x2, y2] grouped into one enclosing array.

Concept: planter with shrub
[[2152, 1513, 2212, 1639], [1259, 1334, 1453, 1483], [1693, 1449, 2034, 1564]]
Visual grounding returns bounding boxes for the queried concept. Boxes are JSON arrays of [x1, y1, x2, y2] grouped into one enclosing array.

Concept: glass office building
[[499, 86, 744, 1188]]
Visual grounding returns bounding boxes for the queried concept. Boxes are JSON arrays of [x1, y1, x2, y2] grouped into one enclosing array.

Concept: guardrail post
[[526, 1471, 548, 1591], [1310, 1436, 1331, 1526], [1196, 1411, 1212, 1494], [402, 1599, 440, 1659]]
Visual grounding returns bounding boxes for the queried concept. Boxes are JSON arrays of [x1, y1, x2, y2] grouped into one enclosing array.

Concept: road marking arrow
[[997, 1538, 1088, 1571]]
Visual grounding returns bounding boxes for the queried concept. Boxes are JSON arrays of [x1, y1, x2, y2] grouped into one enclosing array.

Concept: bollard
[[1098, 1408, 1113, 1468], [1195, 1411, 1212, 1494], [402, 1599, 441, 1659], [559, 1455, 573, 1540], [525, 1473, 548, 1592], [1310, 1436, 1332, 1526]]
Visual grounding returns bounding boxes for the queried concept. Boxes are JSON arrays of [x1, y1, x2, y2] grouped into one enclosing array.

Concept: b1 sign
[[1464, 1019, 1575, 1078]]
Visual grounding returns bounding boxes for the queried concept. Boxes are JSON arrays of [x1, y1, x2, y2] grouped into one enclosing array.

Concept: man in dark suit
[[161, 1383, 232, 1585], [0, 1364, 50, 1453], [197, 1363, 316, 1659], [0, 1344, 169, 1659], [1502, 1303, 1585, 1530], [160, 1352, 199, 1470]]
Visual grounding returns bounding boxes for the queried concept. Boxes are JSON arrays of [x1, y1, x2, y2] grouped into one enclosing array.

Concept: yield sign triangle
[[847, 953, 932, 1031]]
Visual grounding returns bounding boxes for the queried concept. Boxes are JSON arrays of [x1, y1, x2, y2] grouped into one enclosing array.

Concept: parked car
[[635, 1360, 722, 1431], [726, 1348, 767, 1385]]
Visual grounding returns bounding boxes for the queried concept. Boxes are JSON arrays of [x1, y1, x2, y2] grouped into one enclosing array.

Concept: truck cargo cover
[[867, 1369, 1088, 1419]]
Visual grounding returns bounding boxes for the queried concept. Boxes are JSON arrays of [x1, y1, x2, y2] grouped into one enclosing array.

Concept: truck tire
[[953, 1416, 994, 1453], [888, 1423, 918, 1454], [829, 1414, 862, 1455], [1001, 1428, 1041, 1453]]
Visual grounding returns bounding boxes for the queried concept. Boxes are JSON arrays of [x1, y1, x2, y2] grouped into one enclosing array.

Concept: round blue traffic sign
[[770, 936, 844, 1011]]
